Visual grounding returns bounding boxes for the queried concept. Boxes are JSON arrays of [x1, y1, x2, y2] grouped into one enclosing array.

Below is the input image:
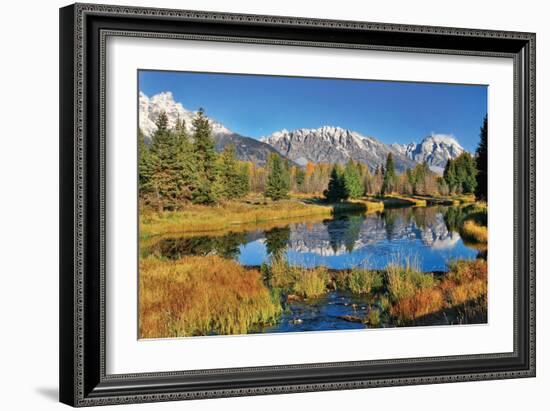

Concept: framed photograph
[[59, 3, 536, 407]]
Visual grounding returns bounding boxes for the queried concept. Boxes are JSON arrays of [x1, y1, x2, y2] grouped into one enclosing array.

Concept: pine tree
[[445, 153, 477, 194], [406, 168, 416, 194], [324, 165, 347, 202], [343, 160, 363, 199], [138, 129, 153, 195], [173, 119, 197, 202], [212, 144, 248, 201], [381, 153, 396, 195], [295, 167, 305, 191], [444, 159, 458, 194], [149, 112, 181, 211], [235, 162, 251, 199], [456, 152, 477, 193], [475, 115, 488, 201], [192, 108, 217, 204], [265, 153, 290, 200]]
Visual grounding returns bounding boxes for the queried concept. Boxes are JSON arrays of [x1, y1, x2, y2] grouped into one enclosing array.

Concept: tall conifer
[[475, 116, 488, 200], [265, 153, 290, 201]]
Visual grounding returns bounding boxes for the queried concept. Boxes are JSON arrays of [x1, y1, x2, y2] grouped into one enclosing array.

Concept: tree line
[[139, 110, 488, 210]]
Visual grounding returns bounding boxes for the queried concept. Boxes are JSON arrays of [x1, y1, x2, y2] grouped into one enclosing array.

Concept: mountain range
[[139, 91, 466, 172]]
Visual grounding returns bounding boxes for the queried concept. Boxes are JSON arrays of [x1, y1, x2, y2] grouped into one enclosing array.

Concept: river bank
[[140, 193, 482, 240]]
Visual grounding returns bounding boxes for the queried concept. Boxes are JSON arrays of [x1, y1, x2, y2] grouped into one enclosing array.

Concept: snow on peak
[[424, 133, 463, 148], [139, 91, 232, 137]]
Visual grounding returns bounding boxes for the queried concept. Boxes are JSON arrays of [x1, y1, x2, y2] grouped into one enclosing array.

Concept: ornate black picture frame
[[59, 3, 535, 407]]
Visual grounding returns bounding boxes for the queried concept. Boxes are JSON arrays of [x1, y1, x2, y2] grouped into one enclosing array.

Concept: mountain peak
[[393, 133, 465, 173], [424, 133, 463, 148], [262, 126, 416, 171], [139, 91, 232, 138]]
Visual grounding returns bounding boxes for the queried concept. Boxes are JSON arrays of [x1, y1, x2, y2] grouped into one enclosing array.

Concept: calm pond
[[147, 206, 485, 331], [148, 206, 479, 272]]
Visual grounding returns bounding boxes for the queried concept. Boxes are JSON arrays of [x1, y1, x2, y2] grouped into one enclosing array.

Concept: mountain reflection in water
[[147, 206, 479, 272]]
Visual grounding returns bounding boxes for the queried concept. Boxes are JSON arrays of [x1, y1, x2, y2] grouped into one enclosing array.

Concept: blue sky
[[139, 70, 487, 152]]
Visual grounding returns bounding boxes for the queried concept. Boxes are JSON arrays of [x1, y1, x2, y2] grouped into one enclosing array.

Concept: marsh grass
[[459, 203, 488, 244], [139, 247, 487, 338], [139, 255, 281, 338], [267, 256, 330, 298], [389, 259, 487, 323], [385, 256, 436, 301], [365, 194, 427, 208], [365, 309, 382, 327], [140, 200, 334, 238], [346, 268, 384, 294], [461, 220, 488, 243]]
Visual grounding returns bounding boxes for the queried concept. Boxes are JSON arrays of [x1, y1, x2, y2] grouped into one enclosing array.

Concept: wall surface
[[0, 0, 546, 409]]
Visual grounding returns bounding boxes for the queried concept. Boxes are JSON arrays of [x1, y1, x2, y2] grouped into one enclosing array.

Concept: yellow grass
[[268, 257, 330, 298], [352, 198, 385, 212], [390, 259, 487, 322], [140, 200, 334, 238], [139, 255, 281, 338], [366, 194, 427, 208], [140, 213, 331, 256], [462, 220, 488, 243], [385, 256, 436, 301]]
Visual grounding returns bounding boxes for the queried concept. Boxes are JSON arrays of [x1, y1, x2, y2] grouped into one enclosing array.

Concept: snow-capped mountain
[[139, 91, 232, 137], [139, 92, 281, 166], [139, 91, 466, 172], [391, 134, 465, 174], [260, 126, 417, 172]]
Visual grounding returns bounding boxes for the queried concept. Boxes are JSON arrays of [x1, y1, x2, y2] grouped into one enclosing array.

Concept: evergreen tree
[[455, 152, 477, 193], [413, 161, 429, 195], [381, 153, 396, 195], [343, 160, 363, 199], [148, 112, 182, 211], [295, 167, 305, 190], [406, 167, 415, 190], [192, 108, 217, 204], [443, 159, 458, 194], [265, 153, 290, 200], [323, 165, 347, 202], [212, 144, 249, 201], [138, 129, 153, 194], [212, 144, 238, 201], [445, 153, 477, 194], [235, 162, 251, 199], [475, 115, 488, 201], [173, 118, 198, 203]]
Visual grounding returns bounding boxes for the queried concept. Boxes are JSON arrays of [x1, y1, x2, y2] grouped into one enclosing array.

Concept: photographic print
[[138, 71, 488, 339]]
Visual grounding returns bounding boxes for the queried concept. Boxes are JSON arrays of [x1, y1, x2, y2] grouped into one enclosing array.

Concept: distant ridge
[[140, 91, 466, 173]]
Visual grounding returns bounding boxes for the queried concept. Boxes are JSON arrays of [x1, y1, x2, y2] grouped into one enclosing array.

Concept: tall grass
[[385, 256, 436, 301], [346, 268, 384, 294], [139, 255, 281, 338], [389, 259, 487, 323], [443, 259, 488, 307], [267, 256, 330, 298]]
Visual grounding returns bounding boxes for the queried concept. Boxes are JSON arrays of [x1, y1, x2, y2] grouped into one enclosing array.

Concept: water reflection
[[146, 206, 480, 272]]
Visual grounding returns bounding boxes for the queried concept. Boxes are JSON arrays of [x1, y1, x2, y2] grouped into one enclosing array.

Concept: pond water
[[148, 206, 479, 272]]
